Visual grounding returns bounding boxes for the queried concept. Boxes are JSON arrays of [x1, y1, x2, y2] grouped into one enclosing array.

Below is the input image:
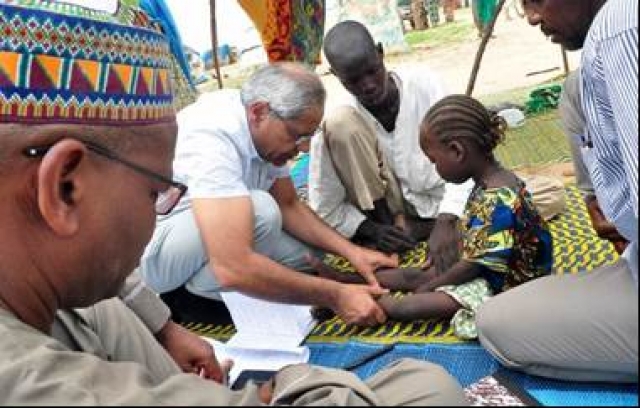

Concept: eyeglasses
[[289, 126, 321, 147], [22, 139, 187, 216], [270, 109, 320, 147]]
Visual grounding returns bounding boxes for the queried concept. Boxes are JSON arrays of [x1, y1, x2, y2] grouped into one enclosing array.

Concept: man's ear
[[246, 101, 271, 125], [36, 139, 88, 237]]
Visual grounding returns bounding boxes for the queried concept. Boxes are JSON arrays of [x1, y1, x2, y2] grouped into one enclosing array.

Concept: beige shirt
[[309, 67, 473, 238], [120, 272, 170, 334], [0, 306, 466, 405]]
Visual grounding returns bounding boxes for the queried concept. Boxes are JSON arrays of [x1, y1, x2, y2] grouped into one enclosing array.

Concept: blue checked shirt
[[581, 0, 638, 285]]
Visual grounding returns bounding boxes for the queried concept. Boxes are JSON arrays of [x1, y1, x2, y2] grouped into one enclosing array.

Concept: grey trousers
[[477, 260, 638, 382], [138, 190, 316, 300]]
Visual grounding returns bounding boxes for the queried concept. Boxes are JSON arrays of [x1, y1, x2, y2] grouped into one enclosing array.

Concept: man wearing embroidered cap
[[0, 1, 470, 404]]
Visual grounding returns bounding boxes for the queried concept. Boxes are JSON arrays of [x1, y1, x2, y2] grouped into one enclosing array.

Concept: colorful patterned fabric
[[462, 181, 553, 292], [0, 0, 175, 126], [436, 277, 493, 340], [139, 0, 197, 111], [238, 0, 324, 65]]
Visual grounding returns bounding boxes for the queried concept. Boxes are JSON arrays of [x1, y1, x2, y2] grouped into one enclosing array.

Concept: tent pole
[[466, 0, 507, 96], [209, 0, 224, 89], [561, 46, 571, 75]]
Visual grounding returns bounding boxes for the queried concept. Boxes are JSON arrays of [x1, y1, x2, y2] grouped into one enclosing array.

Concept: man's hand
[[585, 196, 629, 254], [356, 219, 417, 254], [428, 214, 462, 274], [333, 284, 389, 326], [155, 320, 232, 384], [258, 378, 275, 404], [346, 246, 399, 288]]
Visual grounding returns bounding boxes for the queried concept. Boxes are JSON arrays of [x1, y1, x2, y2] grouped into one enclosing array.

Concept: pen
[[343, 344, 395, 371]]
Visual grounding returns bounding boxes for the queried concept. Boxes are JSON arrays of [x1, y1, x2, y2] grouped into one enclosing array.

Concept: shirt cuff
[[438, 180, 473, 218], [121, 282, 171, 334], [338, 209, 368, 239]]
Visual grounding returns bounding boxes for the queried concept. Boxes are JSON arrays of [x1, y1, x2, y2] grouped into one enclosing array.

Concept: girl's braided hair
[[421, 94, 507, 153]]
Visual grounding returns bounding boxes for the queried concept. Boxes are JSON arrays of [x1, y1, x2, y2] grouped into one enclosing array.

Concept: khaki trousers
[[324, 106, 406, 216], [477, 260, 638, 382]]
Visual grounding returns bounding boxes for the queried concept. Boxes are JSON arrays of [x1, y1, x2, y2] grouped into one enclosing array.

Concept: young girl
[[315, 95, 553, 339]]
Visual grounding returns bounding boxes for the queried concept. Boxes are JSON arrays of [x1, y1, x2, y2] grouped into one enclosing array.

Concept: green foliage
[[525, 85, 563, 115], [404, 20, 475, 48]]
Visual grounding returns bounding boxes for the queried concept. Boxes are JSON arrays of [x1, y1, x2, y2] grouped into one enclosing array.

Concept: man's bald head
[[324, 21, 381, 73]]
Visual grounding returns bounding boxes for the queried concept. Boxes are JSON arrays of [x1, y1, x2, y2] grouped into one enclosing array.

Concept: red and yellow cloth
[[238, 0, 324, 65]]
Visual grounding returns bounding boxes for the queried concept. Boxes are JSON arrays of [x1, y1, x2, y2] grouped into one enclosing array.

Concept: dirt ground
[[318, 7, 581, 109]]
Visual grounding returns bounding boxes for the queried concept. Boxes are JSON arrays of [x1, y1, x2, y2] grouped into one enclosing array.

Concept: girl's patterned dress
[[436, 180, 553, 339]]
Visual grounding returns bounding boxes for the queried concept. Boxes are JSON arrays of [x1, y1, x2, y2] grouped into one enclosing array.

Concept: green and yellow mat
[[185, 185, 619, 344]]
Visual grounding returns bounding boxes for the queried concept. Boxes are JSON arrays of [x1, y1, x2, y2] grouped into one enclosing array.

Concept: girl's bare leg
[[378, 292, 461, 321]]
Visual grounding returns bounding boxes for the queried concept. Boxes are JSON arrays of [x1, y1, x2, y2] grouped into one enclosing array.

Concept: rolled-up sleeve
[[308, 133, 366, 238], [119, 273, 170, 334]]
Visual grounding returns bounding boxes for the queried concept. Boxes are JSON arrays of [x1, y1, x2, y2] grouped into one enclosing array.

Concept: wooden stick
[[209, 0, 223, 89], [561, 45, 570, 75], [466, 0, 507, 96]]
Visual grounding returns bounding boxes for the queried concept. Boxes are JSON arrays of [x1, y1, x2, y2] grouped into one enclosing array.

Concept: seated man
[[0, 2, 469, 404], [309, 20, 473, 272], [559, 68, 628, 254], [477, 0, 637, 383], [138, 62, 400, 327]]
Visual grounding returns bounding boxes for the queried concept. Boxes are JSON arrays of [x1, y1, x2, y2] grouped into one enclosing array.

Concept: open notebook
[[203, 292, 316, 386]]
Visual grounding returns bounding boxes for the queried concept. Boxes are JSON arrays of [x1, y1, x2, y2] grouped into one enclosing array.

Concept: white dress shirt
[[309, 67, 472, 238], [168, 90, 290, 217]]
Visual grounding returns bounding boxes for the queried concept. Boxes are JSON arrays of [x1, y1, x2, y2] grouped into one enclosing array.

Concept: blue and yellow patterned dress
[[436, 180, 553, 339]]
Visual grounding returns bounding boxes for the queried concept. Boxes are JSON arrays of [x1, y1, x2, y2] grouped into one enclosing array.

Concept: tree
[[411, 0, 429, 30]]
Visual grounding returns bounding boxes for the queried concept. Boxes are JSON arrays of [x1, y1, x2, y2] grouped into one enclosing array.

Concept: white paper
[[206, 292, 317, 387], [202, 337, 310, 387], [221, 291, 316, 350]]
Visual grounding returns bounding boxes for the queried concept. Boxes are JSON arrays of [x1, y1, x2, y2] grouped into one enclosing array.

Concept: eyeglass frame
[[22, 139, 188, 216], [269, 108, 321, 147]]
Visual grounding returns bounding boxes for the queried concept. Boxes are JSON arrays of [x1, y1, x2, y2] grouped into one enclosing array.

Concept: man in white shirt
[[138, 63, 399, 327], [309, 21, 473, 273]]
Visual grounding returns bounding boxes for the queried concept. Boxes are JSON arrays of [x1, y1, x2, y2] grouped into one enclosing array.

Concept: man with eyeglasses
[[137, 63, 404, 327], [477, 0, 637, 383], [0, 1, 471, 405]]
